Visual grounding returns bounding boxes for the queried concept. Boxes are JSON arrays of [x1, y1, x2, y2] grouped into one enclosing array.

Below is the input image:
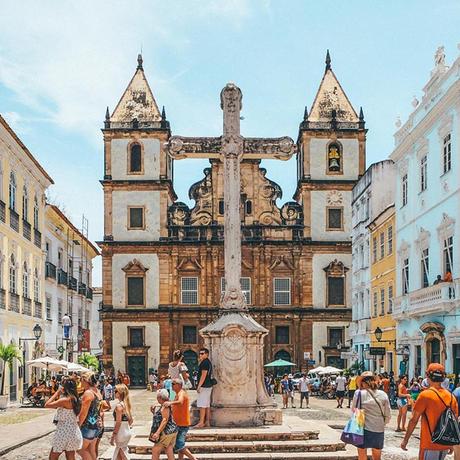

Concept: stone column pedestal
[[200, 312, 282, 427]]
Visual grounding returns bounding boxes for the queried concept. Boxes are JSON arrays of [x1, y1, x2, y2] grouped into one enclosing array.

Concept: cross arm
[[243, 136, 296, 160], [167, 135, 222, 160]]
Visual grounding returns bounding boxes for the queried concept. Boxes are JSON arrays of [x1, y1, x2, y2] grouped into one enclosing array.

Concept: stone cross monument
[[168, 83, 296, 426]]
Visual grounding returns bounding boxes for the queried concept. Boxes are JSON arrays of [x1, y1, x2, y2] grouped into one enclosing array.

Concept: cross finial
[[104, 106, 110, 128], [325, 49, 331, 71], [359, 107, 365, 129], [137, 54, 143, 70], [162, 106, 167, 120], [303, 106, 309, 121]]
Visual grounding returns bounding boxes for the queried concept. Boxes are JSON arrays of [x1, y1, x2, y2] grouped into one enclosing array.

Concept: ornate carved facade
[[99, 53, 366, 384]]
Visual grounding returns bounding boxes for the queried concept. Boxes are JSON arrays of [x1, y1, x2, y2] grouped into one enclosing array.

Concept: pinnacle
[[325, 49, 331, 71]]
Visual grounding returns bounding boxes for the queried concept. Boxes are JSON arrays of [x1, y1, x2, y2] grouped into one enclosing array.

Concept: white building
[[392, 46, 460, 377]]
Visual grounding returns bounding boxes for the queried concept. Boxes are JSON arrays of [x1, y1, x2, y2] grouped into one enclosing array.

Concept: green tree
[[78, 353, 99, 372], [0, 343, 22, 395]]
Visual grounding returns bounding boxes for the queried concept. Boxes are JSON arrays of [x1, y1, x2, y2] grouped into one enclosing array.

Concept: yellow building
[[0, 115, 53, 403], [369, 204, 396, 373]]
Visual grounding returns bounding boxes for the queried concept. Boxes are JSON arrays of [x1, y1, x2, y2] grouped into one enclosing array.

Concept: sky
[[0, 0, 459, 285]]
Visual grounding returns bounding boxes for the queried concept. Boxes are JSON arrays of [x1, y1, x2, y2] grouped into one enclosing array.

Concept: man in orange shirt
[[401, 363, 458, 460], [164, 379, 196, 460]]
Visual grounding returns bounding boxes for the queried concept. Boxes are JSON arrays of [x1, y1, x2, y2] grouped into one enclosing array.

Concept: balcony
[[22, 220, 31, 240], [394, 279, 459, 319], [58, 269, 68, 286], [0, 200, 5, 223], [23, 297, 32, 316], [34, 229, 41, 248], [9, 292, 19, 312], [86, 287, 93, 300], [45, 262, 57, 280], [9, 209, 19, 232], [68, 276, 77, 291], [78, 282, 87, 296], [34, 301, 42, 318], [0, 289, 5, 309]]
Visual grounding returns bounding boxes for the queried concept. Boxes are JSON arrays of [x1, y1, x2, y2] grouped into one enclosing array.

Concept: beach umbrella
[[27, 356, 66, 372], [309, 366, 326, 374], [264, 358, 296, 368], [65, 362, 91, 373]]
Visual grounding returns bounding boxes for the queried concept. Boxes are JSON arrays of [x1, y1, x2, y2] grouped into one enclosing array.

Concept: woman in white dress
[[168, 350, 190, 399], [45, 378, 83, 459], [110, 384, 133, 460]]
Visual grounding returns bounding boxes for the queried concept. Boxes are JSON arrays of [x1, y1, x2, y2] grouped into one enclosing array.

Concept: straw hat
[[356, 371, 374, 387]]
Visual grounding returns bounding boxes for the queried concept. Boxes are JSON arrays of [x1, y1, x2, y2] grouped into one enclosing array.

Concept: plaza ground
[[1, 389, 422, 459]]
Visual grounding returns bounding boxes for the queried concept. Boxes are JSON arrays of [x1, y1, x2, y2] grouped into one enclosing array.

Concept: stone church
[[99, 53, 366, 385]]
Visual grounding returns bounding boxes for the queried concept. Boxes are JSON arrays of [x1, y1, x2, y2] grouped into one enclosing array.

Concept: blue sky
[[0, 1, 459, 284]]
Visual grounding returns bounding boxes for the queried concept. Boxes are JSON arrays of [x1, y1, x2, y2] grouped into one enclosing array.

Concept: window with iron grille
[[181, 277, 198, 304], [380, 288, 385, 315], [273, 278, 291, 305], [380, 232, 385, 259], [221, 277, 251, 304], [402, 174, 408, 207], [275, 326, 290, 344], [443, 134, 451, 174], [388, 285, 393, 313], [127, 276, 144, 306], [183, 325, 197, 344], [421, 248, 429, 288], [420, 155, 427, 191], [387, 226, 393, 255]]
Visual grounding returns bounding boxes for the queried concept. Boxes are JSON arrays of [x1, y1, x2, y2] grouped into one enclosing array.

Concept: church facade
[[99, 53, 366, 385]]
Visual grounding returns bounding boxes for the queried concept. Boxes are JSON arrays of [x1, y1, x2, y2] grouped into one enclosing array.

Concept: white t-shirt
[[336, 376, 347, 392], [299, 378, 310, 392], [168, 361, 188, 380]]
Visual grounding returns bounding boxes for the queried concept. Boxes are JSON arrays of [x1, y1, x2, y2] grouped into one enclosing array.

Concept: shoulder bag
[[340, 390, 365, 446]]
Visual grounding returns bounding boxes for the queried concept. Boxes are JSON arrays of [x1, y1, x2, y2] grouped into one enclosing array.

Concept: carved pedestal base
[[200, 312, 282, 427]]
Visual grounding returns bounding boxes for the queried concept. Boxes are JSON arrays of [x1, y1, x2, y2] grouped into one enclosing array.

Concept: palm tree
[[78, 353, 99, 372], [0, 343, 22, 395]]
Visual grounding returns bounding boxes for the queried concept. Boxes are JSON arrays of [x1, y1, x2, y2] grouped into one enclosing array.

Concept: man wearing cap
[[401, 363, 458, 460]]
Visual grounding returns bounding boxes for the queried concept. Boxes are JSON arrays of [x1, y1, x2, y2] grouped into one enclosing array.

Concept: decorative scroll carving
[[177, 257, 203, 271], [437, 213, 455, 241], [243, 137, 296, 160], [168, 202, 190, 226], [122, 259, 148, 273], [280, 202, 303, 226], [323, 259, 349, 275], [189, 168, 213, 226], [168, 136, 222, 159]]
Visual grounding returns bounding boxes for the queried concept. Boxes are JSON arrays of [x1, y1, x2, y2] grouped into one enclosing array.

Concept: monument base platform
[[101, 415, 353, 460]]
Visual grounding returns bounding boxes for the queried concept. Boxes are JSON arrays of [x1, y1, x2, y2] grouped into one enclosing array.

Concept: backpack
[[425, 388, 460, 446]]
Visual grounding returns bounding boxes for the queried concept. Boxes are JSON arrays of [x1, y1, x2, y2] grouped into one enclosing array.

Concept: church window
[[183, 325, 197, 344], [443, 134, 451, 174], [127, 276, 144, 306], [128, 207, 144, 229], [128, 327, 144, 347], [274, 278, 291, 305], [327, 143, 342, 174], [402, 174, 408, 207], [181, 277, 198, 305], [218, 200, 224, 215], [402, 258, 409, 294], [221, 277, 251, 304], [275, 326, 290, 344], [420, 155, 427, 192], [327, 276, 344, 306], [9, 172, 16, 211], [33, 196, 39, 228], [22, 186, 28, 221], [326, 207, 343, 230], [128, 143, 142, 173], [421, 248, 429, 288], [23, 262, 29, 298], [245, 200, 252, 215], [328, 328, 343, 347]]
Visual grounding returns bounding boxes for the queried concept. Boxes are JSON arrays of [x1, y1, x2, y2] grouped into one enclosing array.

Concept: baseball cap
[[427, 363, 445, 381]]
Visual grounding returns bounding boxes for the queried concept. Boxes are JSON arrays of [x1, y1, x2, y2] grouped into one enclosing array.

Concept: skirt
[[357, 429, 384, 450], [111, 421, 132, 460]]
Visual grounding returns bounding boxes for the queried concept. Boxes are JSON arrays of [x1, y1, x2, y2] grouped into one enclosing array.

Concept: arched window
[[327, 142, 342, 174], [23, 262, 29, 298], [128, 143, 142, 173], [22, 186, 29, 221], [33, 268, 40, 301], [9, 172, 16, 210], [33, 196, 39, 228], [9, 254, 16, 293]]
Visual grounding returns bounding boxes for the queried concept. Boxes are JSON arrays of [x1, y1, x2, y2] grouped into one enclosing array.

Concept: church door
[[127, 356, 146, 387], [183, 350, 198, 375]]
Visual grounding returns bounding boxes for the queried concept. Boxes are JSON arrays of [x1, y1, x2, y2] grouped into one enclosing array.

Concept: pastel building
[[392, 47, 460, 377]]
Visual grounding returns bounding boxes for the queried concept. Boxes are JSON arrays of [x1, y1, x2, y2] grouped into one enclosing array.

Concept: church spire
[[325, 49, 331, 71], [303, 106, 309, 121], [104, 106, 110, 128], [137, 53, 143, 70]]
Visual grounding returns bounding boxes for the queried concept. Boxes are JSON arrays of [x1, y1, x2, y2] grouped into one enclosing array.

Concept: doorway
[[183, 350, 198, 374], [127, 356, 146, 387]]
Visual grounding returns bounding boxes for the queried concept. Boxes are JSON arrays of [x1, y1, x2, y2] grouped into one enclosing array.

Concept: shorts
[[397, 398, 408, 408], [357, 429, 384, 450], [197, 387, 212, 408], [348, 389, 356, 398], [336, 391, 345, 398], [81, 426, 99, 440], [300, 392, 309, 401], [174, 426, 189, 451], [422, 449, 449, 460], [156, 431, 177, 448], [98, 427, 104, 439]]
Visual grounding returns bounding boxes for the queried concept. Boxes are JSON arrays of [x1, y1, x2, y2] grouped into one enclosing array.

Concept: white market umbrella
[[309, 366, 326, 374], [65, 362, 90, 373], [319, 366, 343, 375], [27, 356, 66, 372]]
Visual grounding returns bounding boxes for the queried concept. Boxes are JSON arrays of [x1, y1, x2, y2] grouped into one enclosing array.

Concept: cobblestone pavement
[[2, 389, 423, 459]]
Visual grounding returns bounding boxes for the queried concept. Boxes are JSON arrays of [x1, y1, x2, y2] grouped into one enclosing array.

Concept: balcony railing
[[394, 279, 458, 318], [45, 262, 57, 280], [34, 229, 41, 248], [68, 277, 77, 291], [34, 301, 42, 318], [9, 292, 20, 312], [0, 289, 5, 309], [58, 269, 68, 286], [78, 282, 87, 296], [0, 200, 5, 223], [23, 297, 32, 316], [23, 220, 31, 240], [86, 287, 93, 300], [9, 209, 19, 232]]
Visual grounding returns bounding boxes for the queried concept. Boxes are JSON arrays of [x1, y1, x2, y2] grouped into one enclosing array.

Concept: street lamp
[[98, 340, 103, 350], [33, 324, 42, 340], [374, 327, 383, 342]]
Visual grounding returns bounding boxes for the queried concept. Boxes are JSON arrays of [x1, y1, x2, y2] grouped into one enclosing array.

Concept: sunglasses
[[199, 352, 206, 355]]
